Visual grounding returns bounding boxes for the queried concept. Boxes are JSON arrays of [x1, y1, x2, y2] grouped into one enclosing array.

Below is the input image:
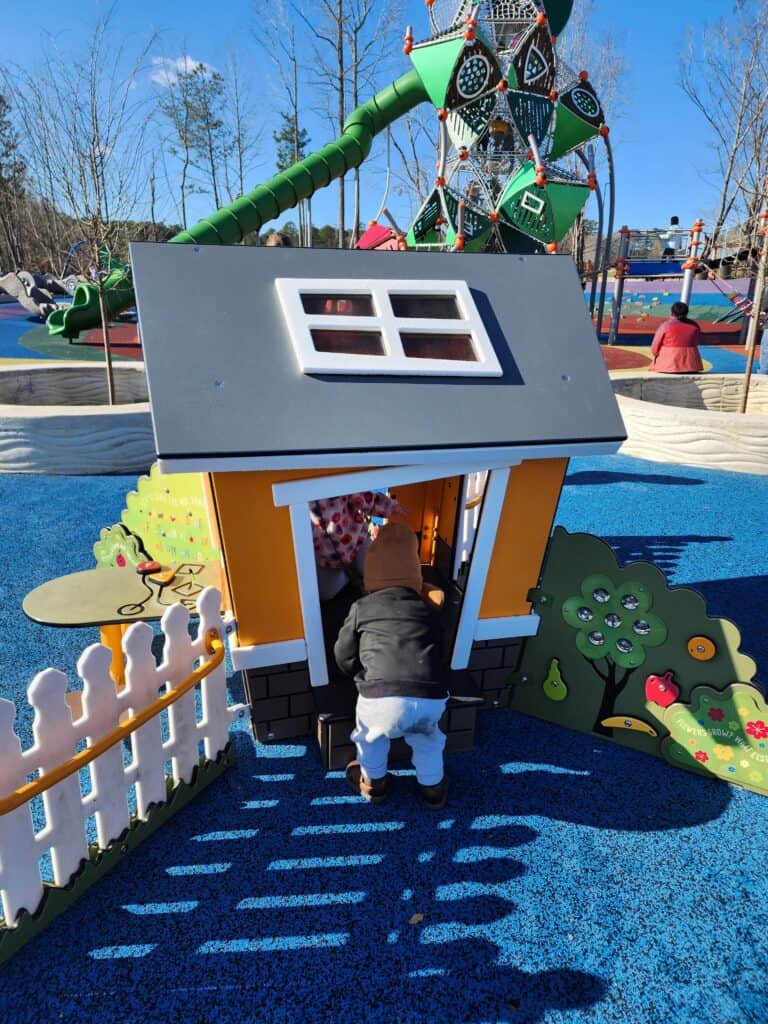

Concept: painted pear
[[543, 657, 568, 701]]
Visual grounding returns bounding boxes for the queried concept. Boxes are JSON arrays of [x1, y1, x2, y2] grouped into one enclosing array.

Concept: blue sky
[[0, 0, 736, 236]]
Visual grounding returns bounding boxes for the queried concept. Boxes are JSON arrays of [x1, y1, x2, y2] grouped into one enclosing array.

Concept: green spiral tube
[[47, 70, 428, 339]]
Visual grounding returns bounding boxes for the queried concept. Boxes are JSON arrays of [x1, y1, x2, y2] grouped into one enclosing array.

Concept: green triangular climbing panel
[[542, 0, 574, 37], [447, 93, 496, 150], [496, 221, 544, 255], [410, 33, 466, 109], [507, 91, 554, 148], [443, 191, 494, 252], [547, 179, 590, 238], [548, 100, 600, 161], [497, 162, 554, 244], [445, 36, 502, 110], [406, 188, 445, 247]]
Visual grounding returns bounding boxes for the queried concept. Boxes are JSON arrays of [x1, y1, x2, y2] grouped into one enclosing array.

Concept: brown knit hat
[[364, 522, 423, 594]]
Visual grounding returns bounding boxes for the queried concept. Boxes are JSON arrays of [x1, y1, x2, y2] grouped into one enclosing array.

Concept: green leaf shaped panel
[[655, 684, 768, 797], [562, 573, 667, 670]]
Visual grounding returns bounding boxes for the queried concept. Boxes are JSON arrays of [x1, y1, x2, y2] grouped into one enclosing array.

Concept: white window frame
[[275, 277, 503, 378]]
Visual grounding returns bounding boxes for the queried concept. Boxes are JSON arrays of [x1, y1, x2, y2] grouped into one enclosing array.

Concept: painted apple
[[645, 670, 679, 708]]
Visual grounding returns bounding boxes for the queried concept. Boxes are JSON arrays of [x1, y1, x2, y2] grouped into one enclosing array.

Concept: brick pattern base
[[243, 662, 313, 743], [242, 635, 527, 767], [467, 637, 525, 708]]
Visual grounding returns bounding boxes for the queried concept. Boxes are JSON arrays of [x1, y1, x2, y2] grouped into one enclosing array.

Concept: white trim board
[[474, 615, 541, 641], [288, 502, 329, 687], [157, 440, 624, 475], [272, 459, 517, 508], [230, 638, 307, 673], [451, 467, 511, 670]]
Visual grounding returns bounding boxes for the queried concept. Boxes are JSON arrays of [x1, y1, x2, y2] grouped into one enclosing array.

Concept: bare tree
[[680, 3, 768, 258], [345, 0, 391, 245], [297, 0, 348, 246], [256, 0, 313, 245], [222, 54, 262, 208], [390, 107, 436, 213], [8, 13, 155, 403]]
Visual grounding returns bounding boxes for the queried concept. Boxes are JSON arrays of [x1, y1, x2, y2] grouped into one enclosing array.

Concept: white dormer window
[[275, 278, 503, 377]]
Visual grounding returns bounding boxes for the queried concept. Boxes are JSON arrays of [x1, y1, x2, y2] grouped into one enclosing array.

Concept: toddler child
[[334, 522, 449, 809]]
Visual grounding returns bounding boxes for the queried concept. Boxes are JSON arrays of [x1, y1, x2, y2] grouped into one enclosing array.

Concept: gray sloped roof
[[130, 242, 625, 465]]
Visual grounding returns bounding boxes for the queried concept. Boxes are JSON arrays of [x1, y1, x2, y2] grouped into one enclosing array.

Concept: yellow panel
[[436, 476, 461, 553], [388, 481, 432, 562], [480, 458, 569, 619], [211, 468, 348, 647]]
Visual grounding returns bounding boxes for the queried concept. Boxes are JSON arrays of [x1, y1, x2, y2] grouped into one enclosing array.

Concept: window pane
[[390, 294, 462, 319], [311, 329, 386, 356], [400, 332, 477, 361], [301, 293, 375, 316]]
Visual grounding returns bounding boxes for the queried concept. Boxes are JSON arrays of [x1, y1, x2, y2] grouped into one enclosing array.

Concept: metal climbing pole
[[680, 218, 704, 306], [607, 226, 630, 345]]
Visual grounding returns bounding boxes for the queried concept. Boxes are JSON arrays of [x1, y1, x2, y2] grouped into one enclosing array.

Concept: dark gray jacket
[[333, 586, 449, 700]]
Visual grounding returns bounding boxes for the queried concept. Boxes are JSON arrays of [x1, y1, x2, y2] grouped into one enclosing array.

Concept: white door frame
[[280, 460, 516, 686]]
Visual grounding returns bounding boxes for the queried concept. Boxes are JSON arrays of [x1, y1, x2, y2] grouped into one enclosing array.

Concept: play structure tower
[[46, 0, 608, 339]]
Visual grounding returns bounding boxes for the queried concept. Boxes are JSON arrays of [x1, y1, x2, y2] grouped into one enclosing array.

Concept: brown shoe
[[346, 761, 388, 804], [419, 777, 448, 810]]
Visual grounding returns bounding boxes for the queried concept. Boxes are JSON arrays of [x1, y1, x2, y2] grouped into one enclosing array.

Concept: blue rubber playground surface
[[0, 455, 766, 1024]]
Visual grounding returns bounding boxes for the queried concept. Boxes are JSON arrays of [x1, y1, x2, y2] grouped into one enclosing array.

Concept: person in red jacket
[[650, 301, 704, 373]]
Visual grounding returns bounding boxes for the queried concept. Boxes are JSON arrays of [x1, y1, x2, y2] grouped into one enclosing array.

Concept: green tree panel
[[508, 527, 758, 781], [542, 0, 574, 37], [548, 102, 600, 162], [548, 180, 590, 238], [409, 34, 466, 109]]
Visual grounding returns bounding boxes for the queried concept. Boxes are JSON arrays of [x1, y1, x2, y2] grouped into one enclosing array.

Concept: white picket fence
[[0, 587, 232, 928]]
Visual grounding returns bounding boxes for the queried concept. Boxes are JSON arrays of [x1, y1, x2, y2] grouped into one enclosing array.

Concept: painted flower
[[749, 771, 763, 784], [729, 721, 740, 731], [694, 751, 709, 763], [746, 721, 768, 740], [713, 745, 733, 761], [707, 708, 724, 722], [116, 553, 127, 567], [740, 760, 750, 768]]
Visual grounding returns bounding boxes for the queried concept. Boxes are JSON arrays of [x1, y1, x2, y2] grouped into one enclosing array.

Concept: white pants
[[351, 694, 447, 786]]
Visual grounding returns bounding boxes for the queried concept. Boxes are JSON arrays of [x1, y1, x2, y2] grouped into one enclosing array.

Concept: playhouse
[[130, 241, 626, 766]]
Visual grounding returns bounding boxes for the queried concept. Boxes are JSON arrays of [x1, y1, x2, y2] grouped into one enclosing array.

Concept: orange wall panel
[[211, 468, 349, 647], [479, 458, 569, 619]]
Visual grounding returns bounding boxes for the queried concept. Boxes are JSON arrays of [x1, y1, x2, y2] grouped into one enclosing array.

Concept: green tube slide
[[47, 70, 429, 339]]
